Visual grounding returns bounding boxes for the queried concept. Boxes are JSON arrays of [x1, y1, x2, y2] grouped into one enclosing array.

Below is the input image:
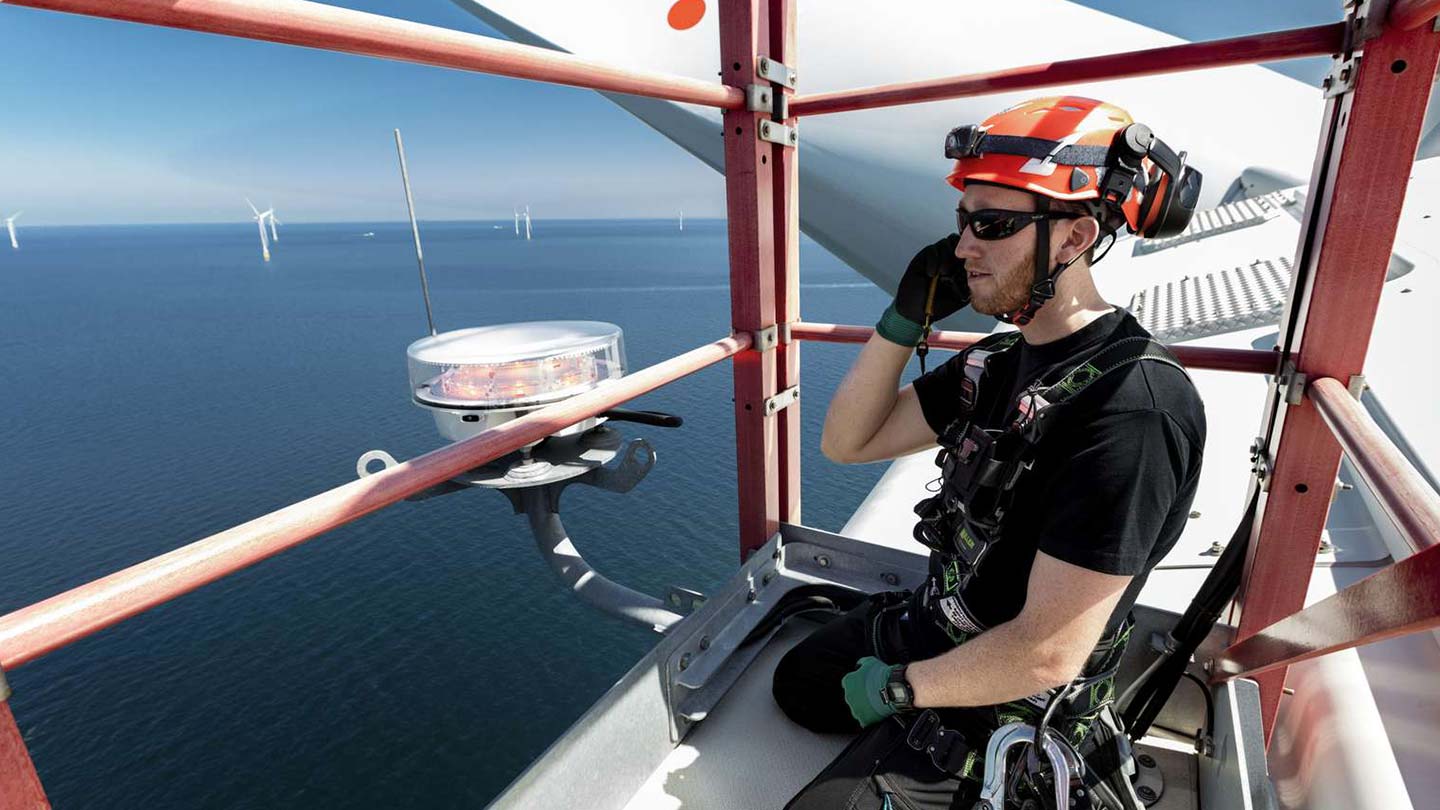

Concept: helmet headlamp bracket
[[944, 125, 988, 161]]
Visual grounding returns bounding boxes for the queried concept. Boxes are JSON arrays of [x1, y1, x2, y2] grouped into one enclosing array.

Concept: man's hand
[[876, 234, 971, 346], [842, 656, 900, 728]]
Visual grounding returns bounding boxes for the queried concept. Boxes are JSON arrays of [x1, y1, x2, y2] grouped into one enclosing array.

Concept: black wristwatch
[[881, 664, 915, 712]]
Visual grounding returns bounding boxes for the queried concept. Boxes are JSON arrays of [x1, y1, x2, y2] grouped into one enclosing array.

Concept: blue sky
[[0, 1, 1337, 225]]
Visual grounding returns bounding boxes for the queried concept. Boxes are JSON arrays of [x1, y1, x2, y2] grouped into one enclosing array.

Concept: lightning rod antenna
[[394, 128, 437, 336]]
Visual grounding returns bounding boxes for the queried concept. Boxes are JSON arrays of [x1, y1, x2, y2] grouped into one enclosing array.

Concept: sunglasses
[[955, 207, 1082, 241]]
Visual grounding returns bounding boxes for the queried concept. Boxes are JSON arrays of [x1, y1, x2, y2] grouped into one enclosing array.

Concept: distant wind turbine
[[245, 198, 273, 262], [514, 207, 520, 236], [523, 205, 532, 241], [679, 209, 684, 232], [4, 212, 20, 250], [268, 202, 281, 242]]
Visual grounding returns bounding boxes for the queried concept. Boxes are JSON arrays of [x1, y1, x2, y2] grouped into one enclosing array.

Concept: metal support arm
[[511, 442, 685, 633]]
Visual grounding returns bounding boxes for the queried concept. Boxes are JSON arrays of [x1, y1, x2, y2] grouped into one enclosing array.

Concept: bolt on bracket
[[745, 84, 773, 114], [1348, 374, 1368, 400], [764, 385, 800, 416], [1322, 56, 1360, 98], [756, 56, 796, 89], [750, 325, 779, 352], [1250, 436, 1273, 492], [758, 120, 797, 148], [1278, 360, 1308, 406]]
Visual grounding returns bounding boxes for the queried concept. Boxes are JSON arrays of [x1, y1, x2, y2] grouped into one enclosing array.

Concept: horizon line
[[13, 216, 728, 229]]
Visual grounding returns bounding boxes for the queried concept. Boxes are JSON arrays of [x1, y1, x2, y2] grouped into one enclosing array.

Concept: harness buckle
[[905, 710, 974, 777]]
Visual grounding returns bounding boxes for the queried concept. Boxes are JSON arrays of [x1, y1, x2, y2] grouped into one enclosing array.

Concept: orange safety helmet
[[944, 96, 1201, 240]]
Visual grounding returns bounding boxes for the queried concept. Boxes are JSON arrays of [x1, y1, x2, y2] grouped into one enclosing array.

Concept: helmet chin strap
[[997, 195, 1080, 327]]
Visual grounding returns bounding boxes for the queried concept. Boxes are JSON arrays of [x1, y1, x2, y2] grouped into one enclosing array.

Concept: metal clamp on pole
[[756, 56, 796, 89], [749, 325, 779, 352], [1278, 359, 1309, 406], [745, 84, 774, 114], [0, 665, 10, 703], [764, 385, 800, 416], [758, 120, 797, 147], [1348, 374, 1368, 399]]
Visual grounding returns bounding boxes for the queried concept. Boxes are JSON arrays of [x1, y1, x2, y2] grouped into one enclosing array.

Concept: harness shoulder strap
[[1015, 337, 1186, 430], [1041, 337, 1186, 404]]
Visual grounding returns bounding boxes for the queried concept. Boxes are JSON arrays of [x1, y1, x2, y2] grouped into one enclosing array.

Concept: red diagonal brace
[[1233, 21, 1440, 743], [0, 688, 48, 810], [1217, 541, 1440, 680]]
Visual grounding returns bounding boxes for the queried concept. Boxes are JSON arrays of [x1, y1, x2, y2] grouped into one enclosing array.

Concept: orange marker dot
[[667, 0, 705, 31]]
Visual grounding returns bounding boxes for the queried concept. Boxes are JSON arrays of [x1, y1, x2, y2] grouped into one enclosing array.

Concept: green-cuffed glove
[[875, 234, 971, 347], [842, 656, 900, 728]]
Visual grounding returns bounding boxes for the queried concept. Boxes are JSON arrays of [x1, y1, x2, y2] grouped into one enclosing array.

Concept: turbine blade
[[245, 197, 260, 217]]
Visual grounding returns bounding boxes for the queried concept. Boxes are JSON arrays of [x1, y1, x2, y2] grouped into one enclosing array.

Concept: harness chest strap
[[922, 333, 1187, 637]]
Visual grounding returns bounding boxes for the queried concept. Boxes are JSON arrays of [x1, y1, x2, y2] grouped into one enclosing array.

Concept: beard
[[967, 246, 1038, 317]]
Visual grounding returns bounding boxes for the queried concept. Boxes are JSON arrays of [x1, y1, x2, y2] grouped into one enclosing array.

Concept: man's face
[[954, 184, 1051, 317]]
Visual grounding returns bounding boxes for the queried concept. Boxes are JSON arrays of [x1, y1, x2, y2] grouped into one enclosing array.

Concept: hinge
[[1322, 56, 1360, 98], [758, 120, 797, 147], [764, 385, 800, 416], [1348, 374, 1368, 400], [756, 56, 796, 89], [1278, 359, 1308, 406], [746, 84, 774, 114], [750, 325, 779, 352]]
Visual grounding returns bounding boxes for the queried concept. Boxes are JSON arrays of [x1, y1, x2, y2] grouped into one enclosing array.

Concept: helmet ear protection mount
[[1098, 124, 1203, 240]]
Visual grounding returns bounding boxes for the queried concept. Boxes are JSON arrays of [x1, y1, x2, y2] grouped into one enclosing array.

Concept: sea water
[[0, 220, 930, 807]]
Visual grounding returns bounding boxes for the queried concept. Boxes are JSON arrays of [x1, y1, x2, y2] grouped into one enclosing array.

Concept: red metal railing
[[3, 0, 744, 109], [1309, 378, 1440, 555], [1390, 0, 1440, 30], [0, 334, 747, 671], [789, 24, 1344, 117], [3, 0, 1440, 802], [789, 323, 1279, 376], [1230, 20, 1440, 736], [1213, 376, 1440, 680]]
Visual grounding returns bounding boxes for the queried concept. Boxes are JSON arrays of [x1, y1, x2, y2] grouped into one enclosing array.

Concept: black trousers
[[773, 592, 989, 810], [772, 590, 953, 734]]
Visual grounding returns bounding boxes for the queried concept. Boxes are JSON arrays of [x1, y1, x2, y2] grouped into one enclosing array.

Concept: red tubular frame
[[4, 0, 743, 109], [0, 335, 747, 670], [5, 0, 1440, 799], [789, 323, 1279, 375], [789, 23, 1344, 117], [1216, 542, 1440, 680], [1232, 22, 1440, 739], [1390, 0, 1440, 30], [1209, 375, 1440, 679], [721, 0, 782, 558], [1309, 377, 1440, 554]]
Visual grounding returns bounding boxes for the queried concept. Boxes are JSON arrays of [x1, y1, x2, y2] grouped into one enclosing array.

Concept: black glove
[[876, 234, 971, 347]]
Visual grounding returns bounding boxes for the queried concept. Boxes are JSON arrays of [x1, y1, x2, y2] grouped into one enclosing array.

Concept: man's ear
[[1058, 216, 1101, 264]]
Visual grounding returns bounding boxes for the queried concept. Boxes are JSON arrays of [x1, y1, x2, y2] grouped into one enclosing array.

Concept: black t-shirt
[[910, 309, 1206, 638]]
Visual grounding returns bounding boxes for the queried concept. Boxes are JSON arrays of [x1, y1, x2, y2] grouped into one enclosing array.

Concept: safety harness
[[904, 327, 1189, 808]]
